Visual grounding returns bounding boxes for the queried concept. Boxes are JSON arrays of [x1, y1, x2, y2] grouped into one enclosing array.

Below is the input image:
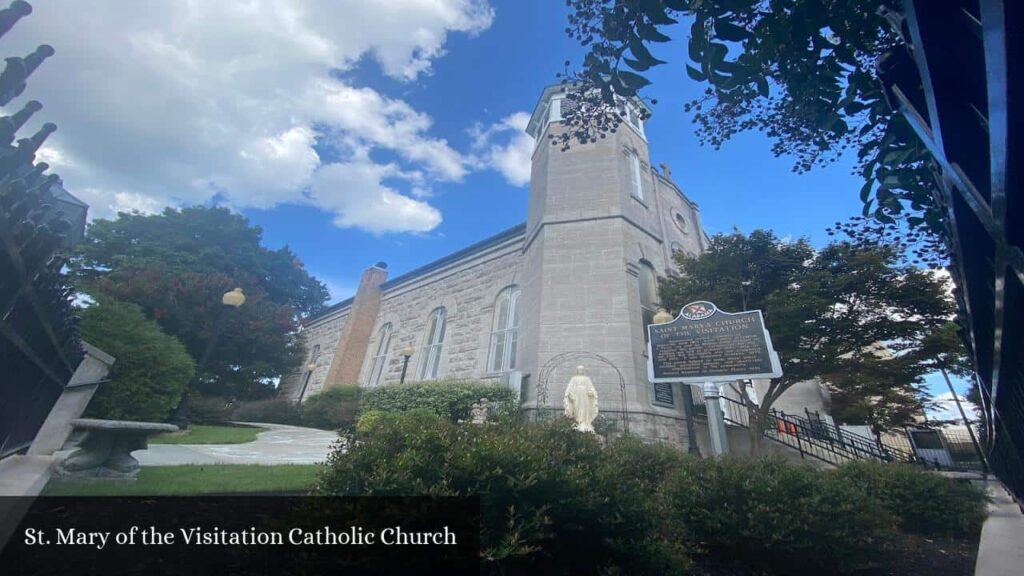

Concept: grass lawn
[[42, 465, 321, 496], [150, 424, 264, 445]]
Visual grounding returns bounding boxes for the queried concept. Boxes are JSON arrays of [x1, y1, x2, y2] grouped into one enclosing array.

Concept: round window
[[672, 210, 689, 233]]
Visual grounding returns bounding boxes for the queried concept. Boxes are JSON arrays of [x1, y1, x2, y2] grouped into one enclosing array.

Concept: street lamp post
[[168, 287, 246, 429], [399, 346, 415, 384], [740, 279, 752, 312]]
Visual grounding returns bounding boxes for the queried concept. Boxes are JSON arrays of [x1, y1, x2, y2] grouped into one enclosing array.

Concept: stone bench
[[56, 419, 178, 480]]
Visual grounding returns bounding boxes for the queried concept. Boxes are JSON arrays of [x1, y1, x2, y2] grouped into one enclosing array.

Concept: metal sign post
[[702, 382, 729, 456], [647, 301, 783, 456]]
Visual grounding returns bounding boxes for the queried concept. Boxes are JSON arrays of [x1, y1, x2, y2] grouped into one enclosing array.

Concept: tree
[[71, 206, 329, 399], [658, 229, 813, 314], [558, 0, 946, 266], [916, 321, 986, 431], [826, 352, 928, 433], [79, 299, 195, 421], [660, 230, 953, 451]]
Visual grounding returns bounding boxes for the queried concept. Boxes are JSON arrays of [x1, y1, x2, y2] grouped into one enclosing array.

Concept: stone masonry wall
[[357, 235, 525, 387], [279, 308, 349, 401]]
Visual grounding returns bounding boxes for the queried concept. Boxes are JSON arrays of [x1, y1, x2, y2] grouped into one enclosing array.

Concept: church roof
[[307, 222, 526, 323], [380, 222, 525, 291]]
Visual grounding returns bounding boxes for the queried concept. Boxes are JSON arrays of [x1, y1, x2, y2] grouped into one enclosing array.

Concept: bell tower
[[517, 85, 696, 446]]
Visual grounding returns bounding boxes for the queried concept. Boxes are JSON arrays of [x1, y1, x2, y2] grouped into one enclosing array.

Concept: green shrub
[[79, 299, 194, 421], [361, 380, 517, 422], [232, 397, 302, 425], [354, 410, 385, 435], [662, 457, 896, 574], [318, 415, 691, 575], [301, 386, 360, 430], [833, 461, 988, 536], [319, 414, 964, 575], [187, 395, 234, 424]]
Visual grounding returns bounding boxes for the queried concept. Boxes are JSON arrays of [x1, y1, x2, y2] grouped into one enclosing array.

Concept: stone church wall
[[357, 232, 525, 387], [280, 307, 350, 400]]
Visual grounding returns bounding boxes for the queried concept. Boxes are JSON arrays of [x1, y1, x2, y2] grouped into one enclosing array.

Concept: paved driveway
[[133, 422, 341, 466]]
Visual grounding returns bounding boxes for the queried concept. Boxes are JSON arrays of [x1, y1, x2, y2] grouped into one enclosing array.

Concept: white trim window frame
[[639, 260, 658, 343], [488, 286, 521, 373], [629, 149, 644, 202], [366, 323, 392, 386], [417, 307, 447, 380]]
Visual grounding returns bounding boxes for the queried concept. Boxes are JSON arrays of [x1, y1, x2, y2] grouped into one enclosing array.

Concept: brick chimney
[[322, 262, 388, 388]]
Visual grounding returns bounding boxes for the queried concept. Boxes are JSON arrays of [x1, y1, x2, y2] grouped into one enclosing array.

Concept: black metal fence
[[0, 1, 83, 460], [715, 396, 988, 472]]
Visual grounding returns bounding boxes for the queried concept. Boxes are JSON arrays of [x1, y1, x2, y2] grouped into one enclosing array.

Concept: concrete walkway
[[133, 422, 340, 466], [974, 478, 1024, 576]]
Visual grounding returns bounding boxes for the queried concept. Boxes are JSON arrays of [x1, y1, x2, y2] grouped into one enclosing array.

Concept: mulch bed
[[694, 531, 980, 576], [867, 532, 979, 576]]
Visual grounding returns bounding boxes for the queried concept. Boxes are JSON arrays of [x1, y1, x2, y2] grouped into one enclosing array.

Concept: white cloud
[[309, 151, 442, 234], [3, 0, 494, 232], [469, 112, 534, 186], [927, 391, 979, 423]]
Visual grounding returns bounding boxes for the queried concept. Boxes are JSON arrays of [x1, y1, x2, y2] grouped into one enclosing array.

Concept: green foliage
[[71, 206, 329, 399], [917, 321, 974, 378], [322, 415, 970, 574], [833, 461, 988, 537], [187, 394, 234, 424], [561, 0, 947, 266], [79, 299, 194, 421], [318, 414, 691, 574], [663, 457, 896, 574], [361, 380, 517, 422], [354, 410, 386, 435], [232, 397, 302, 425], [301, 386, 361, 431], [659, 229, 813, 315], [827, 354, 929, 433], [661, 230, 954, 432]]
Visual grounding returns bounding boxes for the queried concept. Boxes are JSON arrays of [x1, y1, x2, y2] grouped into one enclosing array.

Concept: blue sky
[[242, 2, 866, 302], [7, 1, 966, 409]]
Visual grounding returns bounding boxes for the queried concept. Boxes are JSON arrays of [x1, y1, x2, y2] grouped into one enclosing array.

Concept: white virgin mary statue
[[563, 365, 599, 432]]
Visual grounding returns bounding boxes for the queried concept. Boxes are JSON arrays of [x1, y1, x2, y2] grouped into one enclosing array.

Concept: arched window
[[639, 260, 659, 342], [488, 286, 521, 373], [628, 149, 644, 201], [417, 307, 447, 380], [366, 323, 392, 387]]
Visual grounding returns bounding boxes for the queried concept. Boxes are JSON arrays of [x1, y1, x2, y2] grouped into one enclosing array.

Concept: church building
[[280, 85, 829, 451]]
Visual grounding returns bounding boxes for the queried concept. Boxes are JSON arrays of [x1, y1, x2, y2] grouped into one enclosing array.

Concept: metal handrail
[[717, 396, 922, 467]]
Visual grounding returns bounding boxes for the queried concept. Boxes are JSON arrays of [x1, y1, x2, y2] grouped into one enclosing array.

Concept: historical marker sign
[[651, 381, 675, 407], [647, 301, 782, 384]]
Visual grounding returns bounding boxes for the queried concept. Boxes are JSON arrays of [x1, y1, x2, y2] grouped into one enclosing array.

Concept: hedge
[[360, 380, 517, 422], [832, 460, 989, 536], [301, 386, 361, 431], [319, 413, 690, 575], [232, 397, 302, 425], [664, 457, 896, 574]]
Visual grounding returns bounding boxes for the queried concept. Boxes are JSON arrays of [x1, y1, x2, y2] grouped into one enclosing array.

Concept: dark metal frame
[[879, 0, 1022, 499], [0, 1, 83, 460]]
